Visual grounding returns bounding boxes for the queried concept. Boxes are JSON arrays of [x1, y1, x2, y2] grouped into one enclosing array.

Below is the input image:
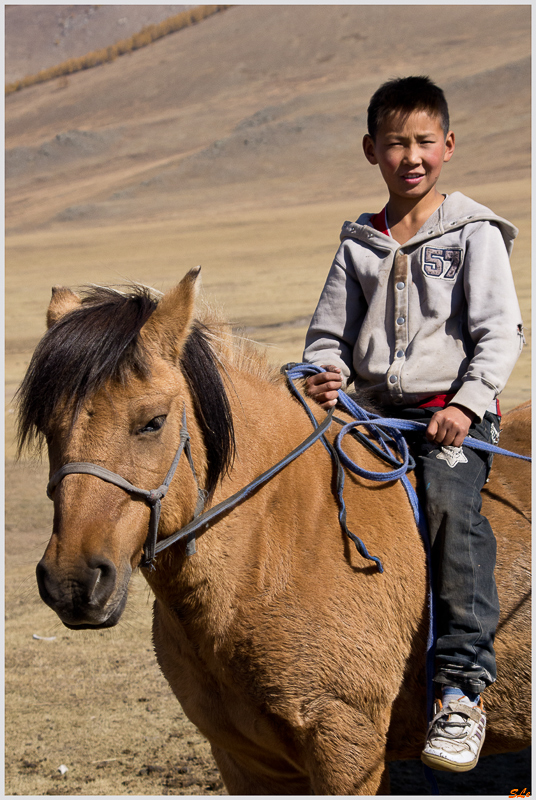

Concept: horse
[[17, 268, 531, 795]]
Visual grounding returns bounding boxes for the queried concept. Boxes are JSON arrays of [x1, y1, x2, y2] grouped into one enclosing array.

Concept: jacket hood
[[341, 192, 519, 255]]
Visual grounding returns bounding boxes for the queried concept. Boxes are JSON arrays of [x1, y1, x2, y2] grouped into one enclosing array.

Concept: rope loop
[[335, 420, 411, 482]]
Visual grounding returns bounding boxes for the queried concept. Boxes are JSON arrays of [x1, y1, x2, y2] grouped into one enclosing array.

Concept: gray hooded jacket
[[303, 192, 524, 420]]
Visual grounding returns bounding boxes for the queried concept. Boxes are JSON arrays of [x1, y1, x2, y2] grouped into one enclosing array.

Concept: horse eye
[[138, 415, 166, 434]]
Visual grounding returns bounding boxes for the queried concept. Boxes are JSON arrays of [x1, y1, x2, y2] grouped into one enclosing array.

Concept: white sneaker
[[421, 696, 486, 772]]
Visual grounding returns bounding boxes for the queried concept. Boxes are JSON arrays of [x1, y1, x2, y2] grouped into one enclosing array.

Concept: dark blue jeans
[[394, 406, 501, 695]]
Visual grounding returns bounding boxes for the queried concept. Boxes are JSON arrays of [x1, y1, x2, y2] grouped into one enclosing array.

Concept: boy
[[303, 76, 524, 772]]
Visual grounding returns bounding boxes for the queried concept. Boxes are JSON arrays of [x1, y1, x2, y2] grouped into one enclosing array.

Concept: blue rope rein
[[283, 363, 388, 572], [283, 363, 433, 574]]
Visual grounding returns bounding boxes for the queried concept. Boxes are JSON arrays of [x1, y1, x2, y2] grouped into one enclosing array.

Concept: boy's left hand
[[426, 404, 476, 447]]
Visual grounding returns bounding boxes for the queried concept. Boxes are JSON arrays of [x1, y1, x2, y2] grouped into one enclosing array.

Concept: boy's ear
[[443, 130, 455, 163], [362, 134, 378, 165]]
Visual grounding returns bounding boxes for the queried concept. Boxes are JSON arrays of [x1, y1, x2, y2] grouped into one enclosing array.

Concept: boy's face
[[362, 110, 455, 204]]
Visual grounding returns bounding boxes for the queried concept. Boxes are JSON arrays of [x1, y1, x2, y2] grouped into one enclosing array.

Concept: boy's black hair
[[367, 76, 450, 141]]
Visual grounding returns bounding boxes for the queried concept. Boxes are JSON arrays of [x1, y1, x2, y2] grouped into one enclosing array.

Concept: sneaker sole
[[421, 751, 480, 773]]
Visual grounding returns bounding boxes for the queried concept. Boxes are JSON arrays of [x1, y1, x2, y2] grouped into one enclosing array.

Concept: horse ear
[[141, 267, 201, 359], [47, 286, 82, 329]]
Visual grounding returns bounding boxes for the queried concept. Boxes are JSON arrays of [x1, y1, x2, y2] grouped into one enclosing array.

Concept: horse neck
[[227, 368, 321, 478], [146, 367, 329, 633]]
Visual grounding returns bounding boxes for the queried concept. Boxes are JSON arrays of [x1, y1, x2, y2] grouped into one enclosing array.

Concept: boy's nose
[[404, 146, 422, 166]]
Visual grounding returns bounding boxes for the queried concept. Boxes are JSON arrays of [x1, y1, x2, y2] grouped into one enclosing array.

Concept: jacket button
[[389, 375, 397, 384], [396, 281, 405, 290], [396, 316, 405, 325], [396, 350, 404, 358]]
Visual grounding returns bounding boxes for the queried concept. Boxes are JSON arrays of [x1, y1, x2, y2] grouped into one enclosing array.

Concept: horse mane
[[16, 286, 157, 454], [15, 284, 276, 495]]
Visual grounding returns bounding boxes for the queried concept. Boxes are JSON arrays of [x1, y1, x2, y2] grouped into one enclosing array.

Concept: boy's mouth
[[401, 173, 425, 184]]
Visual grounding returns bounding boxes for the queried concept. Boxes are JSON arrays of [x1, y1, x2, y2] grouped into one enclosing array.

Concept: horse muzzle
[[36, 552, 130, 629]]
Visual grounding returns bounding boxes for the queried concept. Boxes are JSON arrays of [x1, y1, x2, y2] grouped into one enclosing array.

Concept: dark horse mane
[[16, 285, 235, 495]]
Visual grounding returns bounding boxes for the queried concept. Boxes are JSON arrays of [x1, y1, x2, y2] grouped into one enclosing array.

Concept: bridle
[[47, 407, 206, 568]]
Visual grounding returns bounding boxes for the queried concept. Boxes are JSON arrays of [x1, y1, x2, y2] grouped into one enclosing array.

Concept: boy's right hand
[[305, 366, 343, 409]]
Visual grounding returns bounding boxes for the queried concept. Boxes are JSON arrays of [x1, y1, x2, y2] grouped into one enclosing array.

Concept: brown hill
[[5, 4, 530, 407], [6, 5, 530, 232]]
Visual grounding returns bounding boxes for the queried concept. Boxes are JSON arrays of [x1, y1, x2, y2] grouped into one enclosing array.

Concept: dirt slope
[[5, 4, 531, 796]]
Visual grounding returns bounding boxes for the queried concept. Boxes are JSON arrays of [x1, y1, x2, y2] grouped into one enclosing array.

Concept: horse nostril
[[36, 560, 53, 604], [86, 557, 117, 605]]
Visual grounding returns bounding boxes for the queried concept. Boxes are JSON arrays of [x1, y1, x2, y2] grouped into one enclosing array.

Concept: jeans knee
[[422, 474, 460, 523]]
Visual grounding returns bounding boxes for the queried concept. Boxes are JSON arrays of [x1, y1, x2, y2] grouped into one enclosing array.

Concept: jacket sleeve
[[302, 242, 368, 388], [450, 221, 524, 419]]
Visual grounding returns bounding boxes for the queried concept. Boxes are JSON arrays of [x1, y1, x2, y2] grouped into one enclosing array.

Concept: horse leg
[[210, 745, 312, 795], [305, 703, 390, 795]]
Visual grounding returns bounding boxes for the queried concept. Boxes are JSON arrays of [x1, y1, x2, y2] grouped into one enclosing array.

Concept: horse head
[[18, 269, 234, 629]]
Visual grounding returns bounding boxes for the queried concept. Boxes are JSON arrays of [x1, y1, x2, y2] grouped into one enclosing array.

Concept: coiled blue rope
[[283, 363, 388, 572], [284, 363, 432, 574]]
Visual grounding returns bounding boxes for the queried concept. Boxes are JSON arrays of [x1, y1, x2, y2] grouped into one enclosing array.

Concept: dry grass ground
[[5, 4, 531, 795]]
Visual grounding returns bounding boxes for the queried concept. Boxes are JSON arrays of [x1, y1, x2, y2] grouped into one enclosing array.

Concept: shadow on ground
[[390, 747, 531, 795]]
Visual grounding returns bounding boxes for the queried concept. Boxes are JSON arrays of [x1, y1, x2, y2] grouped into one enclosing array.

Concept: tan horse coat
[[27, 271, 530, 795]]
